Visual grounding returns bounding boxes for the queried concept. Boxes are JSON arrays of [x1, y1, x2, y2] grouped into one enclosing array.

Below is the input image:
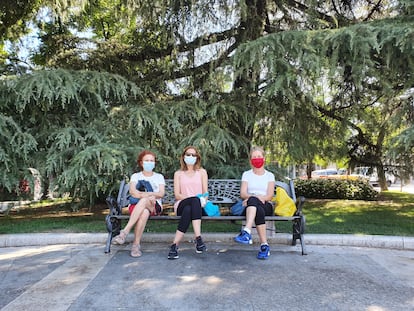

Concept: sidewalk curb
[[0, 233, 413, 250]]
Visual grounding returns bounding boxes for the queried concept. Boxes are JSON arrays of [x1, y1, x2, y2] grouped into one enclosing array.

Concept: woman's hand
[[147, 195, 156, 205], [244, 195, 266, 205]]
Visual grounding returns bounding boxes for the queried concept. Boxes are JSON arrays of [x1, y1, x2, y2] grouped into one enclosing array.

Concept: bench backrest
[[116, 179, 296, 209]]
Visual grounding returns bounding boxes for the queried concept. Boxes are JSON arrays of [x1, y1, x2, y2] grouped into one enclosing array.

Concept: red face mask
[[251, 158, 265, 168]]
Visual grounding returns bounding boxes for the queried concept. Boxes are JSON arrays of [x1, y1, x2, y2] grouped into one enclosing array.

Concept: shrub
[[294, 179, 378, 200]]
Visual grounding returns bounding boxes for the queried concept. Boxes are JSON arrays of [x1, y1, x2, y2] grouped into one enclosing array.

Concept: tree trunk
[[377, 165, 389, 191]]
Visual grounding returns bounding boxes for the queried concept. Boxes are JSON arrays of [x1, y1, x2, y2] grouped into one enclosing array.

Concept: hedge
[[294, 179, 378, 200]]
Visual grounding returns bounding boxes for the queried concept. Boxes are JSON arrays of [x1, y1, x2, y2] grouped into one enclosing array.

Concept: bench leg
[[300, 233, 307, 255], [292, 215, 307, 255], [104, 232, 113, 253], [292, 220, 300, 246], [298, 215, 307, 255], [104, 215, 121, 253]]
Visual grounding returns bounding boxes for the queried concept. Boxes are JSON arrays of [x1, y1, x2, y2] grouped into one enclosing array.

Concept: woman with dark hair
[[112, 150, 165, 257], [167, 146, 208, 259]]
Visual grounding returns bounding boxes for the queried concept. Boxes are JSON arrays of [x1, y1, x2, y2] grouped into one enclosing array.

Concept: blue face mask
[[184, 155, 197, 165], [143, 161, 155, 172]]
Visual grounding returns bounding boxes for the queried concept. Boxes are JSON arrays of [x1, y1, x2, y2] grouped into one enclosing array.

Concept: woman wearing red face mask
[[234, 146, 275, 259]]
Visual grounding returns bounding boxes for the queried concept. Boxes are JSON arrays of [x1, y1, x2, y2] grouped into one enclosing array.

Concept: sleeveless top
[[174, 170, 203, 212]]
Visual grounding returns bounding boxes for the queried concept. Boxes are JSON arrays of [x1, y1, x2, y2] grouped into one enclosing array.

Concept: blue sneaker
[[234, 230, 252, 244], [257, 244, 270, 259]]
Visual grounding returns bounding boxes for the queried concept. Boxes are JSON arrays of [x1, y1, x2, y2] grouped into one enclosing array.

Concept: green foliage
[[294, 179, 379, 200], [234, 15, 414, 184], [0, 0, 42, 40], [1, 1, 414, 203], [0, 69, 144, 204], [0, 114, 38, 191], [387, 125, 414, 182], [0, 67, 253, 202], [8, 69, 141, 110]]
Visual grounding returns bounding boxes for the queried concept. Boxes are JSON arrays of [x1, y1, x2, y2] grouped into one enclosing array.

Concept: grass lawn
[[302, 191, 414, 236], [1, 191, 413, 236]]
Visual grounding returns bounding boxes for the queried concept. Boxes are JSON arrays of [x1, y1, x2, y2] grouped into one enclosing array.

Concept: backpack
[[128, 180, 153, 205]]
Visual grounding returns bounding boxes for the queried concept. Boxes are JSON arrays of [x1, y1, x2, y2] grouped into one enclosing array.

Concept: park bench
[[105, 179, 306, 255]]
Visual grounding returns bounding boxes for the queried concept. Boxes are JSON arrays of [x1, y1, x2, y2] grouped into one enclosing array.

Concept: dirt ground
[[3, 202, 108, 219]]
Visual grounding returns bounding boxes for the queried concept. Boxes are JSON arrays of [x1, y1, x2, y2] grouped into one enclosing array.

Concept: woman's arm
[[129, 179, 165, 200], [240, 180, 275, 203], [262, 180, 276, 202], [200, 168, 208, 195], [153, 183, 165, 199], [240, 180, 249, 200], [173, 170, 186, 201], [129, 181, 142, 199]]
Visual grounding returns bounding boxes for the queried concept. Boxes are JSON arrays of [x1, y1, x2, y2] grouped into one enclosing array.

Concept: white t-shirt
[[130, 171, 165, 205], [241, 169, 275, 196]]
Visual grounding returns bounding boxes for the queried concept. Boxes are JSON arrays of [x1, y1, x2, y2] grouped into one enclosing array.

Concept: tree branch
[[117, 28, 239, 62], [136, 39, 239, 84]]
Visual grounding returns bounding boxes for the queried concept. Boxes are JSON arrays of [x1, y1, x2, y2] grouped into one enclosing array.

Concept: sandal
[[112, 230, 127, 245], [130, 244, 142, 257]]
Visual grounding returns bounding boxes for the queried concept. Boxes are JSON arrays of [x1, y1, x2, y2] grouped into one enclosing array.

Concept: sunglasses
[[185, 153, 197, 157]]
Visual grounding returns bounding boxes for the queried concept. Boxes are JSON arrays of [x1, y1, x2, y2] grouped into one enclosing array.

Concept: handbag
[[273, 187, 297, 216], [230, 200, 244, 216], [204, 201, 221, 216]]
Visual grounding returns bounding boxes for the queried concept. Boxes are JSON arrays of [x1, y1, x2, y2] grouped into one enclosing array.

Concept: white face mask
[[142, 161, 155, 172], [184, 155, 197, 165]]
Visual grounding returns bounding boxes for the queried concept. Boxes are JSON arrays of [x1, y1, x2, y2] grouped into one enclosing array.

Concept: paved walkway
[[1, 233, 413, 311]]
